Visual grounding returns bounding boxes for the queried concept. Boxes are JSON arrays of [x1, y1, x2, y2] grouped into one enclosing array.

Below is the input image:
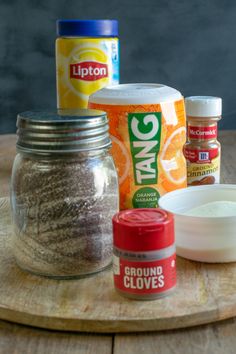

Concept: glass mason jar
[[10, 109, 119, 279]]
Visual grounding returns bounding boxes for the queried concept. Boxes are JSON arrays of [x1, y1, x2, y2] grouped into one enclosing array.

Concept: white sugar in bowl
[[158, 184, 236, 263]]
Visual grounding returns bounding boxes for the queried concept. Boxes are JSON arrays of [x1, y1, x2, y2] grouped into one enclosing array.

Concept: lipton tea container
[[56, 20, 119, 109], [89, 84, 187, 210]]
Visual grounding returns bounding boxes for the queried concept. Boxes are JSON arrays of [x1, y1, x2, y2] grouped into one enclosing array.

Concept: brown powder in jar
[[12, 153, 118, 278]]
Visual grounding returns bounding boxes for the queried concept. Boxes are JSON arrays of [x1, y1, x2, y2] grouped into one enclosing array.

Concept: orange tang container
[[89, 84, 187, 210]]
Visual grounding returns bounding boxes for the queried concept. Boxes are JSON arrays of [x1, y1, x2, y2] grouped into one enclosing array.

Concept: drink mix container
[[56, 20, 119, 109], [89, 84, 187, 209]]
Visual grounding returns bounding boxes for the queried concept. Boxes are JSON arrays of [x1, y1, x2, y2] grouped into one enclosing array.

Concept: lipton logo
[[70, 61, 108, 81]]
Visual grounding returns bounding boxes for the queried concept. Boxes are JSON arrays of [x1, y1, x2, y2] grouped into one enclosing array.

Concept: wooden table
[[1, 132, 236, 354]]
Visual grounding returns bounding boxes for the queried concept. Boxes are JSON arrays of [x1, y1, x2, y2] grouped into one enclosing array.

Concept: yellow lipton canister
[[89, 84, 187, 210], [56, 20, 119, 109]]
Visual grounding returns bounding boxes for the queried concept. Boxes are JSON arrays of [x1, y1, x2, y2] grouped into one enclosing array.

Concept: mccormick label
[[70, 61, 108, 81], [184, 146, 220, 185], [184, 148, 219, 163], [188, 125, 217, 140], [113, 254, 176, 296]]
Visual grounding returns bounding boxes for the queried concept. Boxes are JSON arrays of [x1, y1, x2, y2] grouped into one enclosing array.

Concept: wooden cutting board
[[1, 197, 236, 333]]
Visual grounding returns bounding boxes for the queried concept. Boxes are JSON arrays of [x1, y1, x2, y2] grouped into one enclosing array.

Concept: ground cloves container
[[10, 109, 119, 279], [112, 208, 176, 300]]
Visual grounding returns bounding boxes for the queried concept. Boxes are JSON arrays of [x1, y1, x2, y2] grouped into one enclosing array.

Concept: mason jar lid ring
[[16, 109, 111, 155]]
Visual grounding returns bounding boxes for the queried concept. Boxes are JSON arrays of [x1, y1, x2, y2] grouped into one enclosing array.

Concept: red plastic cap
[[112, 208, 175, 252]]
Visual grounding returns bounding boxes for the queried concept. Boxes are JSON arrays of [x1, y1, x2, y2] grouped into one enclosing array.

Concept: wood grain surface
[[114, 317, 236, 354], [0, 319, 112, 354], [0, 131, 236, 353], [1, 193, 236, 332]]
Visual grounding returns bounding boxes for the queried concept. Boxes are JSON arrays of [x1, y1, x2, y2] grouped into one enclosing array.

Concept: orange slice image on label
[[159, 127, 187, 191], [110, 135, 131, 185]]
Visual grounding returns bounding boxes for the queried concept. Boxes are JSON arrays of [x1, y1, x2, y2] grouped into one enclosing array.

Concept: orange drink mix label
[[89, 84, 187, 210]]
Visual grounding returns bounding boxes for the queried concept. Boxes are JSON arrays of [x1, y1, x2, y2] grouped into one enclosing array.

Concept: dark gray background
[[0, 0, 235, 133]]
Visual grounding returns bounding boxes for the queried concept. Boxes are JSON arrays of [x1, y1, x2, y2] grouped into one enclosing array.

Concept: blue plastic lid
[[57, 19, 118, 37]]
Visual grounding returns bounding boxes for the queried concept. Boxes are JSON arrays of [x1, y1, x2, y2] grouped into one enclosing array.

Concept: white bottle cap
[[185, 96, 222, 117], [89, 83, 182, 105]]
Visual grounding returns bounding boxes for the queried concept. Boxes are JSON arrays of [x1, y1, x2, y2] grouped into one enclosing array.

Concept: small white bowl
[[159, 184, 236, 263]]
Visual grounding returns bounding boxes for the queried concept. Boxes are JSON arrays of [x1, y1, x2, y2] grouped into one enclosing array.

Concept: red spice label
[[188, 125, 217, 140], [113, 254, 176, 295], [184, 147, 219, 163], [70, 61, 108, 81]]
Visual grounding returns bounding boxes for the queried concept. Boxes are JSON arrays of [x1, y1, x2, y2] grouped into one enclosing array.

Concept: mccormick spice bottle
[[184, 96, 222, 186], [112, 208, 176, 300], [56, 19, 119, 109]]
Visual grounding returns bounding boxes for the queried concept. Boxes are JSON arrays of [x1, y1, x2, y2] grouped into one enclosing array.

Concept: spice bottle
[[112, 209, 176, 300], [56, 19, 119, 109], [10, 109, 119, 279], [184, 96, 222, 186]]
